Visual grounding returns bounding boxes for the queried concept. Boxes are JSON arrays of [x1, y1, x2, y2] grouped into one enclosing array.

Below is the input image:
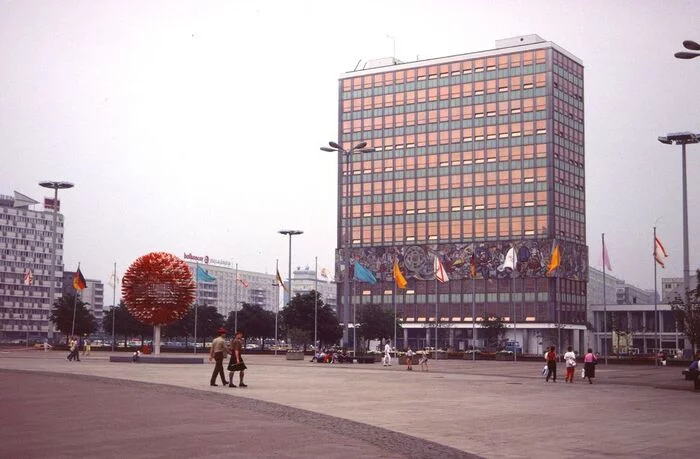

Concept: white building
[[284, 265, 337, 311], [0, 192, 64, 342], [184, 256, 278, 319], [662, 274, 699, 303]]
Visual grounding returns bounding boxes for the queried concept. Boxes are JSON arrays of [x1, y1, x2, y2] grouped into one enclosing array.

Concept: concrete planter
[[286, 351, 304, 360]]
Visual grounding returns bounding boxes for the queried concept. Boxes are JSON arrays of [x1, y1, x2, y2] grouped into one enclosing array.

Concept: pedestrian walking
[[583, 348, 598, 384], [419, 352, 429, 372], [405, 347, 414, 371], [67, 337, 80, 362], [227, 330, 247, 388], [208, 328, 229, 387], [544, 346, 557, 382], [83, 337, 91, 357], [563, 346, 576, 383], [383, 339, 393, 366], [77, 336, 84, 360]]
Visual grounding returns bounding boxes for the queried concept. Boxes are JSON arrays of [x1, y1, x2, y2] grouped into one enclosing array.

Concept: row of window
[[344, 51, 549, 89], [342, 72, 549, 108], [343, 159, 548, 184], [343, 89, 549, 118], [344, 109, 550, 136], [343, 63, 550, 99]]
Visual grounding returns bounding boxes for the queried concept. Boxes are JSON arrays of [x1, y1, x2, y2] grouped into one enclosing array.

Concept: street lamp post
[[278, 230, 303, 342], [658, 132, 698, 302], [39, 181, 74, 342], [320, 141, 375, 350]]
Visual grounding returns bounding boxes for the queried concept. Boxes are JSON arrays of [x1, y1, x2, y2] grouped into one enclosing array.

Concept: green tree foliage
[[671, 270, 700, 352], [102, 300, 151, 347], [50, 293, 97, 342], [225, 303, 276, 349], [481, 316, 506, 349], [358, 304, 396, 347], [280, 291, 341, 348], [191, 305, 225, 347]]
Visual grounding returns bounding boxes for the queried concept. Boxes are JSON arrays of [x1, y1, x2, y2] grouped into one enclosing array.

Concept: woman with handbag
[[227, 330, 248, 388], [583, 348, 597, 384]]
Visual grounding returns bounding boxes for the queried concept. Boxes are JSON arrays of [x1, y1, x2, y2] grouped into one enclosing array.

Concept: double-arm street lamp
[[320, 141, 375, 350], [674, 40, 700, 60], [39, 181, 74, 341], [658, 132, 699, 301]]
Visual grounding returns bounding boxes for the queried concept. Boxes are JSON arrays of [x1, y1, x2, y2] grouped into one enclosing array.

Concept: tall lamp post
[[320, 141, 375, 350], [278, 230, 303, 340], [658, 132, 698, 302], [39, 180, 74, 342]]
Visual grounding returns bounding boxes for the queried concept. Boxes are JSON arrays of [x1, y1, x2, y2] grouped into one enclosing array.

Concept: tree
[[102, 300, 150, 347], [481, 316, 506, 349], [188, 305, 225, 347], [280, 291, 341, 348], [50, 293, 97, 342], [317, 304, 342, 347], [358, 304, 396, 348], [671, 270, 700, 352], [225, 304, 276, 348]]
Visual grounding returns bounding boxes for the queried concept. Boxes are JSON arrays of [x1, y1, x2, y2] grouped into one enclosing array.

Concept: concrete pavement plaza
[[0, 349, 698, 458]]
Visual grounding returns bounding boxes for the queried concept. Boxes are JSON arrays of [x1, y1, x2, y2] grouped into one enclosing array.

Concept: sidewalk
[[1, 350, 697, 458]]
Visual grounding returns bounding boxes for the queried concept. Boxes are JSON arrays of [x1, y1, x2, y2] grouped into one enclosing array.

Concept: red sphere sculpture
[[122, 252, 195, 326]]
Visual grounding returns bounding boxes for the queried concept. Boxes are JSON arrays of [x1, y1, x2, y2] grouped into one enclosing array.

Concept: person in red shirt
[[545, 346, 557, 382]]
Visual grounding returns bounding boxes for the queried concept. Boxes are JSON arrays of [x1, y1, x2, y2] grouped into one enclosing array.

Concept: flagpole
[[511, 272, 516, 363], [70, 263, 80, 338], [275, 259, 279, 357], [654, 227, 659, 367], [434, 276, 438, 361], [111, 262, 116, 352], [472, 262, 476, 362], [234, 263, 239, 333], [314, 256, 318, 350], [194, 263, 198, 355], [556, 275, 561, 355], [602, 233, 608, 365], [393, 277, 397, 356]]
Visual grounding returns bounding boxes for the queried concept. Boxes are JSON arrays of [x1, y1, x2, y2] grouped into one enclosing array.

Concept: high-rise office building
[[0, 192, 63, 342], [333, 35, 587, 352]]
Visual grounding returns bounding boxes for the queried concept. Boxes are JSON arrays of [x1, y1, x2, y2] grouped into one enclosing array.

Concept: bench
[[681, 369, 700, 390]]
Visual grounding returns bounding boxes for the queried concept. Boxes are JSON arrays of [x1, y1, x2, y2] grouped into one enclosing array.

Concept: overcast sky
[[2, 0, 699, 295]]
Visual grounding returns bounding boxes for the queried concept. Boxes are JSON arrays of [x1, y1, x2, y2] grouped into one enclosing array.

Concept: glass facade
[[335, 42, 588, 334]]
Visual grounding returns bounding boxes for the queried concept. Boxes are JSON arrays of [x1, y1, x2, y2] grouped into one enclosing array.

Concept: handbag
[[227, 361, 247, 372], [541, 365, 548, 376]]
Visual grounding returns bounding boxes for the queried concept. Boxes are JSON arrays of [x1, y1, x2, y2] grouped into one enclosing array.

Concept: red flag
[[236, 273, 249, 288], [73, 266, 87, 291], [24, 269, 33, 286], [276, 268, 287, 291], [654, 237, 668, 268]]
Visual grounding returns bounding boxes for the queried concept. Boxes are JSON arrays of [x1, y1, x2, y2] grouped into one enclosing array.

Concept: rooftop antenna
[[386, 34, 396, 61], [353, 59, 361, 71]]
